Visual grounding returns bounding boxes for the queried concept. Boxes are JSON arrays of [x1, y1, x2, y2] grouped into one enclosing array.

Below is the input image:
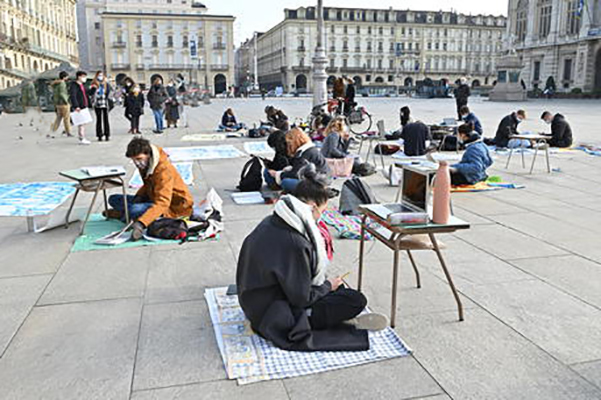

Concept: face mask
[[517, 117, 523, 123], [133, 159, 148, 170], [545, 119, 552, 125], [79, 77, 86, 83], [98, 75, 104, 81]]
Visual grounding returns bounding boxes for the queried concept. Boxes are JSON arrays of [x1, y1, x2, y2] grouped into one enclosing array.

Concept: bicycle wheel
[[347, 108, 373, 134]]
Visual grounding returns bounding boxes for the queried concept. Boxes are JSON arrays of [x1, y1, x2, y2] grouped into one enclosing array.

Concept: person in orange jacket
[[106, 137, 193, 240]]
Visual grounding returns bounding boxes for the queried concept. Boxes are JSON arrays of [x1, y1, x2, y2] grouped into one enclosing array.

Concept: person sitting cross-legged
[[236, 166, 388, 352], [449, 124, 493, 186], [219, 108, 246, 132], [105, 137, 194, 240]]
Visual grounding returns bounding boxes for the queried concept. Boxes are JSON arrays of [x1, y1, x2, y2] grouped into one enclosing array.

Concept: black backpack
[[237, 157, 264, 192], [339, 177, 378, 215], [146, 218, 210, 242]]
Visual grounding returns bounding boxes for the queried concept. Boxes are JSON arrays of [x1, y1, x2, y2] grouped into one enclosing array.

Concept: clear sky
[[203, 0, 509, 46]]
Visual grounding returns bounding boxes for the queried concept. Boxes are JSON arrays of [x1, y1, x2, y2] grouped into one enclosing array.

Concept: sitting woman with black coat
[[265, 128, 329, 193], [236, 167, 387, 352]]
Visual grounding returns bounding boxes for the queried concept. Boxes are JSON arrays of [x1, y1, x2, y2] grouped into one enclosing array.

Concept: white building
[[239, 6, 506, 94], [77, 0, 235, 94], [507, 0, 601, 93], [0, 0, 78, 90]]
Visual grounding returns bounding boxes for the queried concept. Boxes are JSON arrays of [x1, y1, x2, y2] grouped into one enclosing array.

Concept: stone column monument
[[489, 51, 527, 102], [312, 0, 328, 108]]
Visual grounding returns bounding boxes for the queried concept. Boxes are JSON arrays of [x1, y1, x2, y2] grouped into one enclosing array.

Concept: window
[[566, 0, 581, 35], [183, 35, 188, 47], [94, 22, 100, 29], [152, 35, 158, 47], [563, 58, 573, 81], [533, 61, 541, 81], [330, 58, 335, 68], [516, 0, 528, 42], [377, 59, 382, 69], [343, 58, 348, 68], [389, 59, 394, 69], [136, 35, 142, 47], [356, 26, 360, 34], [331, 25, 335, 33], [167, 35, 173, 47], [365, 74, 371, 82], [388, 75, 394, 82], [538, 0, 552, 38], [343, 25, 348, 34]]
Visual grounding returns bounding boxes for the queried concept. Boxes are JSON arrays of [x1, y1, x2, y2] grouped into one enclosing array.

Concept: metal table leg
[[80, 181, 102, 235], [505, 147, 514, 169], [391, 246, 400, 328], [64, 187, 80, 229], [520, 141, 526, 169], [118, 177, 130, 224], [530, 140, 540, 174], [357, 214, 367, 291], [429, 233, 464, 321], [545, 142, 551, 173], [406, 250, 421, 288]]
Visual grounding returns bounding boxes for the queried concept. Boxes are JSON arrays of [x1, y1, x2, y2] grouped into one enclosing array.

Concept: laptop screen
[[402, 168, 428, 211]]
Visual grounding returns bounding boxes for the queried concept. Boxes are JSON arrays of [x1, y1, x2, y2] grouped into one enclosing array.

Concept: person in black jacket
[[541, 111, 573, 148], [266, 128, 330, 193], [401, 121, 432, 156], [124, 85, 145, 134], [265, 105, 290, 132], [453, 77, 471, 120], [265, 130, 290, 171], [237, 167, 387, 352], [487, 110, 526, 148], [343, 77, 356, 115], [69, 70, 92, 145]]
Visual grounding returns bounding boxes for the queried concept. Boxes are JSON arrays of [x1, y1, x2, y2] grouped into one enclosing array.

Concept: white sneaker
[[79, 138, 91, 145], [347, 313, 389, 331]]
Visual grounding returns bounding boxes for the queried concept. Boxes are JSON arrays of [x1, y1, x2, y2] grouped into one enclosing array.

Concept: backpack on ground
[[146, 218, 189, 240], [248, 128, 268, 138], [353, 162, 376, 177], [339, 177, 378, 215], [237, 156, 264, 192]]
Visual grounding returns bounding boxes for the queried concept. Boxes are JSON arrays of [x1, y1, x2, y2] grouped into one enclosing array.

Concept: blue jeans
[[263, 169, 299, 193], [108, 194, 153, 222], [152, 109, 164, 131]]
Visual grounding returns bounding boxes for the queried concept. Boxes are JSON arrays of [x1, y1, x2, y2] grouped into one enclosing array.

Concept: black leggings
[[130, 115, 140, 131], [95, 107, 110, 138], [309, 287, 367, 330]]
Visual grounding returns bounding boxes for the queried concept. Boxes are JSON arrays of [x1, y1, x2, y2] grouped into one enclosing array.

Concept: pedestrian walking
[[147, 77, 168, 134], [50, 71, 72, 137], [124, 84, 145, 134], [20, 79, 42, 129], [453, 77, 471, 121], [165, 80, 180, 129], [69, 70, 92, 145], [90, 71, 112, 141]]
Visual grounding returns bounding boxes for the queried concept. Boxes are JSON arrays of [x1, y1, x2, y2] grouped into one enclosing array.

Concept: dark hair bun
[[299, 164, 328, 186]]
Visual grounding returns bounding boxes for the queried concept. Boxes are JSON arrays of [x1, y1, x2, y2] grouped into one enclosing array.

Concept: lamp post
[[312, 0, 328, 108]]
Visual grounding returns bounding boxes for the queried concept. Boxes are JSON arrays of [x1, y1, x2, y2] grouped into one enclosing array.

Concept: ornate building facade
[[0, 0, 79, 90], [239, 7, 506, 94], [77, 0, 234, 94], [507, 0, 601, 92]]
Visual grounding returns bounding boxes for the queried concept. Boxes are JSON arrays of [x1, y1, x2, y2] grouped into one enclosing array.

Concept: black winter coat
[[69, 81, 92, 111], [266, 130, 290, 170], [454, 84, 471, 103], [124, 93, 145, 117], [494, 113, 520, 148], [236, 214, 369, 351], [268, 110, 290, 131], [401, 122, 432, 156], [147, 85, 168, 110], [281, 146, 330, 180], [549, 114, 573, 148]]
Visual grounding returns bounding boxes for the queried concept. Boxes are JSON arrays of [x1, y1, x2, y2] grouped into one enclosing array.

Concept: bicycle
[[308, 99, 373, 135]]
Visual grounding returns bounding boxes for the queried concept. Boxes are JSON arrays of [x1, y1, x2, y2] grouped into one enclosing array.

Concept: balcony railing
[[111, 63, 131, 71], [210, 64, 229, 71], [297, 46, 306, 52], [213, 43, 226, 50], [135, 42, 143, 48], [112, 41, 127, 48], [342, 47, 349, 52]]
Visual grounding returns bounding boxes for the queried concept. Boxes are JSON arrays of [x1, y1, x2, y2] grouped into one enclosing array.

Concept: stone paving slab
[[572, 360, 601, 391], [0, 274, 51, 356], [462, 279, 601, 365], [0, 298, 141, 400], [399, 309, 601, 400], [130, 380, 288, 400], [133, 300, 223, 391], [38, 247, 151, 305]]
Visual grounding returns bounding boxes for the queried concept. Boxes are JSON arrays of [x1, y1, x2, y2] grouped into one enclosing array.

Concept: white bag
[[70, 108, 93, 127]]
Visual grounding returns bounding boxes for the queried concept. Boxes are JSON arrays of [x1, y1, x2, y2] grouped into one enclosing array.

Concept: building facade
[[0, 0, 79, 90], [235, 33, 262, 92], [507, 0, 601, 93], [241, 7, 506, 94], [77, 0, 234, 94]]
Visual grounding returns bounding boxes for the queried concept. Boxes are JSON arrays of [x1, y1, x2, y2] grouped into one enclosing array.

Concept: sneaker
[[79, 138, 91, 145], [347, 313, 389, 331]]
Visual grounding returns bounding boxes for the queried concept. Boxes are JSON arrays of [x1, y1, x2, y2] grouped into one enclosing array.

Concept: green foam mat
[[71, 214, 177, 252]]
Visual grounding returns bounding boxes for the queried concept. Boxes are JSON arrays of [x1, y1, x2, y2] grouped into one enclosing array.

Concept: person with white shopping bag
[[69, 71, 93, 145]]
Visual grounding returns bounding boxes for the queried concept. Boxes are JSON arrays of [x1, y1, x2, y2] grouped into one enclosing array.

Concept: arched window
[[515, 0, 528, 42], [538, 0, 552, 38]]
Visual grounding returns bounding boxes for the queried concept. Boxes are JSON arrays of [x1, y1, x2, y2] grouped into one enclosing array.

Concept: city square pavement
[[1, 96, 601, 400]]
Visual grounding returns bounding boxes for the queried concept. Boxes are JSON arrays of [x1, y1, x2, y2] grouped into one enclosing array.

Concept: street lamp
[[312, 0, 328, 108]]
